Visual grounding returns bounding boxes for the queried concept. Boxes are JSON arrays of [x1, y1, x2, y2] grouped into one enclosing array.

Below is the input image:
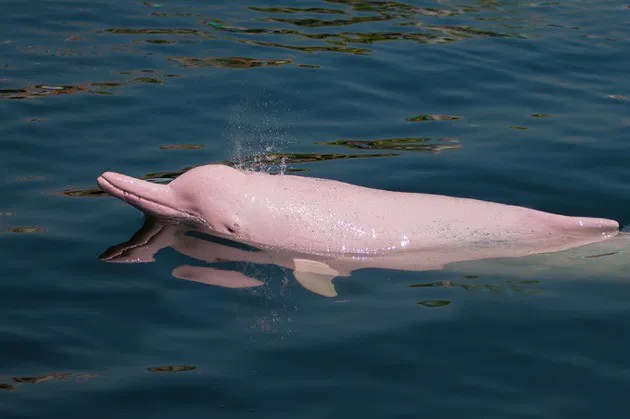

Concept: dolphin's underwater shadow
[[101, 217, 630, 298]]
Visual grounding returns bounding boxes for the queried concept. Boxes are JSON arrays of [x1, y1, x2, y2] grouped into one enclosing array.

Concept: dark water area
[[2, 0, 630, 417]]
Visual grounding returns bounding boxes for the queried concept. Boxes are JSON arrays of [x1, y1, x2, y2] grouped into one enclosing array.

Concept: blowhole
[[226, 223, 239, 234]]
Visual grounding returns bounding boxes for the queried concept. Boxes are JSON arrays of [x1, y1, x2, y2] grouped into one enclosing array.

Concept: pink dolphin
[[97, 164, 619, 296]]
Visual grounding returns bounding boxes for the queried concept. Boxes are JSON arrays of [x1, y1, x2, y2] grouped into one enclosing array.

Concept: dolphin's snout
[[97, 171, 188, 221]]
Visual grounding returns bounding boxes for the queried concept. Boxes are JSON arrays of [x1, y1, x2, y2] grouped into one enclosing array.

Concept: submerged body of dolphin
[[97, 164, 620, 296]]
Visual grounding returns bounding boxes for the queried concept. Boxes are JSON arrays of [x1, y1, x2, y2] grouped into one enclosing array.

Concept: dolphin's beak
[[97, 172, 202, 224]]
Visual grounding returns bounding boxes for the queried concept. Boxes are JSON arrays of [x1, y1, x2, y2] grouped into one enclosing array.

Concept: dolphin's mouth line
[[98, 176, 206, 226]]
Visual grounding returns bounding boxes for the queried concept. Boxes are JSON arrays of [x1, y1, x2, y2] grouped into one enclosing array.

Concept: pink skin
[[97, 164, 619, 258]]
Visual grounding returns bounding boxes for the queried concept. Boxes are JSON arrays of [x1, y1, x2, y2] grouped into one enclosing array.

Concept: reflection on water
[[0, 372, 100, 392], [106, 28, 208, 36], [417, 299, 451, 307], [169, 56, 293, 69], [147, 365, 196, 373], [8, 226, 45, 234], [159, 144, 205, 150], [406, 114, 461, 122], [99, 217, 628, 299], [1, 0, 527, 103], [13, 373, 71, 384], [324, 137, 460, 152], [1, 85, 88, 100], [0, 367, 195, 393], [95, 0, 522, 73], [0, 71, 175, 100], [410, 277, 542, 296], [248, 6, 346, 15]]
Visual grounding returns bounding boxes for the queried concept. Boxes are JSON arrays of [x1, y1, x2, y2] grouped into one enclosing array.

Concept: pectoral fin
[[292, 259, 339, 297]]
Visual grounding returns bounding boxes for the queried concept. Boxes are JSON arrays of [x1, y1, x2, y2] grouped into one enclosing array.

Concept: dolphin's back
[[241, 172, 619, 256]]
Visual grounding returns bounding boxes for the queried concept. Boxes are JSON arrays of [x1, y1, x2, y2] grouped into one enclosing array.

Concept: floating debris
[[509, 125, 529, 130], [530, 113, 553, 118]]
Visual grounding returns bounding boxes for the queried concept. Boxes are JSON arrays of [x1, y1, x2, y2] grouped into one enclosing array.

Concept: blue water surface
[[2, 0, 630, 417]]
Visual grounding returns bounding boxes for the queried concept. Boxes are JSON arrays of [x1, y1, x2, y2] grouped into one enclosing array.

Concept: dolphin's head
[[97, 164, 247, 238]]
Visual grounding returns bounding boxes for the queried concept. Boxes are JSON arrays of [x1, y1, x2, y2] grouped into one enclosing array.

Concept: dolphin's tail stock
[[553, 213, 620, 235], [578, 217, 619, 231]]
